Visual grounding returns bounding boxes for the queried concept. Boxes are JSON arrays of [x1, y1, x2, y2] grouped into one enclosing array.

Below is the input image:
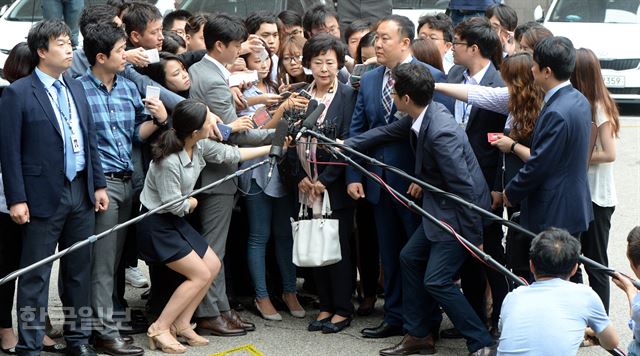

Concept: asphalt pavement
[[35, 113, 640, 355]]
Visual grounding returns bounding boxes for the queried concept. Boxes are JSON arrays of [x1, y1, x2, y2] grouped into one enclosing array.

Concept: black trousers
[[313, 208, 355, 317], [0, 213, 21, 328], [582, 203, 615, 314], [353, 199, 379, 299], [16, 176, 94, 355]]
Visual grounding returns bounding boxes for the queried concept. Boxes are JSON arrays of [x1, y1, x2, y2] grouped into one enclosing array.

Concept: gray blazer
[[189, 56, 272, 195]]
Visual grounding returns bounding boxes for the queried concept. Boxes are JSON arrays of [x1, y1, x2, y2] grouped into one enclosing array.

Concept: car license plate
[[603, 75, 625, 88]]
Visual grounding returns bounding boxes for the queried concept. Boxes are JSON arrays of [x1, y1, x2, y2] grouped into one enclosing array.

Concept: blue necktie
[[382, 71, 394, 123], [53, 80, 76, 181]]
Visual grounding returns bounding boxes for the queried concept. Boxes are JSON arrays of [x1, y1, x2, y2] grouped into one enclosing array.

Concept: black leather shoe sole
[[362, 328, 404, 339], [194, 327, 247, 337]]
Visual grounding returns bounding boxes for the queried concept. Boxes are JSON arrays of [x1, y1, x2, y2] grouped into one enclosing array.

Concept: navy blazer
[[346, 58, 453, 204], [505, 85, 593, 235], [0, 71, 106, 217], [347, 102, 490, 245], [293, 82, 356, 211], [447, 64, 507, 185]]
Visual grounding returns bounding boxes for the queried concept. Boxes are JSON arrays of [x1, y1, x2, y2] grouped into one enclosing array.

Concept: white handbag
[[291, 190, 342, 267]]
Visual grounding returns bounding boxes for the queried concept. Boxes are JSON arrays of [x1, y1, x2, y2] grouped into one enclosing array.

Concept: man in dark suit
[[347, 63, 495, 356], [504, 36, 593, 277], [446, 16, 508, 335], [0, 21, 108, 356], [347, 14, 453, 339]]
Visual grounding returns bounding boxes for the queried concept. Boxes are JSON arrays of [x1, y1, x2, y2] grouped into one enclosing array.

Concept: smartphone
[[287, 82, 308, 92], [487, 132, 504, 143], [352, 64, 367, 76], [298, 89, 312, 100], [252, 108, 272, 128], [217, 123, 232, 141], [280, 91, 292, 100], [350, 75, 361, 86], [146, 86, 161, 100]]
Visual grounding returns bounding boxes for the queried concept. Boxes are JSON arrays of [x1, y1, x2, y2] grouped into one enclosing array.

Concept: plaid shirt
[[80, 69, 148, 173]]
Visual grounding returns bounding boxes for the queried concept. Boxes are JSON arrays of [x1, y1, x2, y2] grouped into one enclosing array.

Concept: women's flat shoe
[[321, 317, 352, 334], [307, 317, 331, 332]]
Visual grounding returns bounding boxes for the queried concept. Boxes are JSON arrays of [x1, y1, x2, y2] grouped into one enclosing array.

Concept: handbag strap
[[298, 202, 308, 219], [321, 190, 332, 217]]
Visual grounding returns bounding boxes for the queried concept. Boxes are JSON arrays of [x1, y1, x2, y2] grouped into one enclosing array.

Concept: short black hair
[[121, 1, 162, 38], [162, 9, 192, 31], [84, 22, 127, 66], [392, 63, 434, 107], [344, 19, 371, 42], [3, 42, 33, 83], [277, 10, 302, 28], [79, 4, 118, 38], [27, 20, 71, 65], [302, 33, 345, 69], [379, 14, 415, 42], [533, 36, 575, 81], [355, 31, 376, 64], [485, 4, 518, 31], [627, 226, 640, 267], [203, 13, 248, 51], [185, 13, 208, 35], [417, 13, 454, 43], [162, 31, 186, 54], [302, 4, 339, 36], [245, 11, 278, 35], [530, 228, 581, 279], [455, 17, 502, 61]]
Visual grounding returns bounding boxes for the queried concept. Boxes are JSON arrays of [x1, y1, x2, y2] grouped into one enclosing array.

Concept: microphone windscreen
[[302, 103, 326, 130], [273, 119, 289, 148], [305, 99, 319, 118]]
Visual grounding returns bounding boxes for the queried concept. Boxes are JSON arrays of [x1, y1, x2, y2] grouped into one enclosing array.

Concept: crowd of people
[[0, 0, 636, 355]]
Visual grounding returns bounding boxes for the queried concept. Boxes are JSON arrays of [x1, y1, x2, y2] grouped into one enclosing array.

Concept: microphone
[[305, 99, 319, 118], [268, 120, 289, 178], [295, 102, 326, 141]]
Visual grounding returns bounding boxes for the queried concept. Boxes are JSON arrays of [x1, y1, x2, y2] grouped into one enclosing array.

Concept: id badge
[[70, 132, 81, 153]]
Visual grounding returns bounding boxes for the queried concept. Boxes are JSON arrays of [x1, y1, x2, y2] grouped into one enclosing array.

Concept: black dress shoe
[[120, 335, 133, 345], [0, 346, 16, 355], [361, 322, 404, 339], [42, 342, 67, 353], [322, 317, 352, 334], [307, 317, 331, 332], [66, 344, 98, 356], [379, 334, 436, 356], [440, 327, 463, 339], [93, 336, 144, 356], [356, 296, 376, 316]]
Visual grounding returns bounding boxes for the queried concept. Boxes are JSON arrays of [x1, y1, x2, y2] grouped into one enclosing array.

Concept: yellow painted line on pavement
[[210, 344, 264, 356]]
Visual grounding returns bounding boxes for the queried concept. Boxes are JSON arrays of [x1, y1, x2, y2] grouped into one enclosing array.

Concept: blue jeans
[[245, 180, 296, 299], [41, 0, 83, 47]]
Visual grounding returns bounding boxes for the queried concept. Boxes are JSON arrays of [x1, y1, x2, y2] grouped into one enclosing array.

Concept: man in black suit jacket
[[504, 37, 593, 280], [347, 63, 495, 356], [447, 17, 508, 332], [0, 21, 108, 356]]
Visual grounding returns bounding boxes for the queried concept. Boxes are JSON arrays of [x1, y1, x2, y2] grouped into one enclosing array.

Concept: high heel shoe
[[282, 294, 306, 318], [171, 324, 209, 346], [147, 327, 186, 354], [254, 299, 282, 321]]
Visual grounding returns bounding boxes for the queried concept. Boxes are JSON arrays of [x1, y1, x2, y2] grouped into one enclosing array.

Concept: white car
[[538, 0, 640, 103]]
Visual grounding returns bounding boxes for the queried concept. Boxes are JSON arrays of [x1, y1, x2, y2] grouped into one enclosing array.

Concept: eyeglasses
[[283, 55, 302, 64], [452, 41, 469, 47], [172, 29, 186, 37]]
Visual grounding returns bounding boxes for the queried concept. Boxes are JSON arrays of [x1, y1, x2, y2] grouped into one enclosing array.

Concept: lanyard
[[46, 84, 74, 130]]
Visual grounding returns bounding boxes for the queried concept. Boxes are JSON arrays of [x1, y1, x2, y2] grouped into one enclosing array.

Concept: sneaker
[[125, 267, 149, 288]]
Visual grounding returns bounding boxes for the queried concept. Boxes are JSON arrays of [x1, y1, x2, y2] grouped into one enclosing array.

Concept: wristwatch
[[510, 141, 518, 153], [152, 116, 168, 127]]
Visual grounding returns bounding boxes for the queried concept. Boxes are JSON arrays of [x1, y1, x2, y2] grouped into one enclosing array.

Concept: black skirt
[[136, 209, 208, 264]]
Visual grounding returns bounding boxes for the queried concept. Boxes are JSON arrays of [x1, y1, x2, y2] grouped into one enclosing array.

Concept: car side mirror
[[0, 5, 7, 16], [534, 5, 544, 23]]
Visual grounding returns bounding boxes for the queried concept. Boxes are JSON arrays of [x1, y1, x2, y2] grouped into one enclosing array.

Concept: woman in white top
[[137, 99, 272, 354], [571, 48, 619, 314]]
